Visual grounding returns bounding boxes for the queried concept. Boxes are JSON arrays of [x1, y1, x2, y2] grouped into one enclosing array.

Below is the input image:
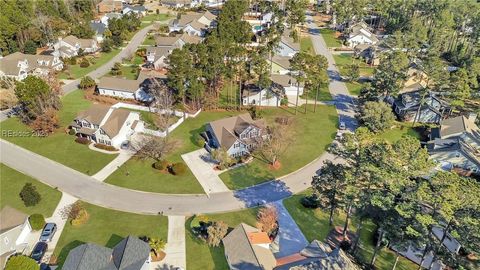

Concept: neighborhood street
[[0, 17, 357, 216], [61, 24, 155, 94]]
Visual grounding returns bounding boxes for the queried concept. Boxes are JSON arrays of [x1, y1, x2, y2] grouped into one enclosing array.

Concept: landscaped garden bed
[[0, 90, 118, 175]]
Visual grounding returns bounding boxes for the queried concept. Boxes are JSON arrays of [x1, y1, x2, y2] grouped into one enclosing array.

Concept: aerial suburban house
[[0, 52, 63, 81], [122, 4, 147, 16], [168, 11, 217, 36], [100, 12, 123, 26], [276, 30, 300, 57], [71, 104, 142, 148], [97, 0, 123, 14], [393, 90, 451, 124], [427, 114, 480, 174], [146, 46, 172, 70], [90, 22, 107, 43], [97, 77, 153, 102], [274, 240, 360, 270], [346, 22, 379, 47], [270, 74, 304, 96], [62, 235, 151, 270], [161, 0, 201, 9], [0, 206, 32, 268], [222, 223, 277, 270], [53, 35, 98, 58], [267, 55, 291, 75], [206, 114, 265, 157], [354, 44, 380, 66], [242, 85, 281, 107], [155, 33, 202, 49]]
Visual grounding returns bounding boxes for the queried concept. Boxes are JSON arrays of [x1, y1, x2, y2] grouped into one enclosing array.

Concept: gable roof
[[146, 46, 172, 62], [62, 243, 115, 270], [270, 55, 291, 69], [75, 104, 111, 126], [270, 74, 302, 87], [440, 116, 478, 138], [155, 35, 182, 47], [90, 22, 107, 35], [280, 30, 300, 51], [180, 33, 202, 44], [101, 108, 132, 138], [0, 206, 28, 234], [222, 223, 277, 270], [0, 52, 59, 76], [208, 114, 264, 149], [62, 35, 95, 49], [63, 236, 149, 270], [97, 77, 141, 93]]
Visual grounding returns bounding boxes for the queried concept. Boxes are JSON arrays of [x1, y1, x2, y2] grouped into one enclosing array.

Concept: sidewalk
[[91, 150, 134, 181], [152, 216, 186, 270], [42, 193, 78, 264], [181, 148, 230, 194]]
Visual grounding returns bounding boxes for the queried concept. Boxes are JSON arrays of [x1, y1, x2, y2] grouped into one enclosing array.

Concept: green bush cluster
[[79, 58, 90, 68], [29, 214, 45, 230], [19, 183, 41, 207], [170, 162, 187, 175], [68, 129, 76, 135], [94, 143, 117, 151], [5, 255, 39, 270], [75, 137, 91, 145], [153, 160, 169, 171]]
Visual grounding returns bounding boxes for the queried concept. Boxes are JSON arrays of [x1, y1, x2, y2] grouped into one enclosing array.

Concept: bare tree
[[256, 124, 293, 166], [206, 221, 229, 247], [149, 77, 175, 136], [132, 135, 179, 161]]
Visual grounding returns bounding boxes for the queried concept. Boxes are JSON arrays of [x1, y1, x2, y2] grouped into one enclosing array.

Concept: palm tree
[[149, 238, 166, 257]]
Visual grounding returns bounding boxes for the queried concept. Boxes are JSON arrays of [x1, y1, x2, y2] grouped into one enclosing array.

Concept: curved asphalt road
[[0, 17, 357, 215]]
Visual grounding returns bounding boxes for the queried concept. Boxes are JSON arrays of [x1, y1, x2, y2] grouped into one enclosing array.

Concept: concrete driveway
[[152, 216, 186, 270], [272, 201, 308, 258], [91, 150, 135, 181], [181, 148, 230, 194]]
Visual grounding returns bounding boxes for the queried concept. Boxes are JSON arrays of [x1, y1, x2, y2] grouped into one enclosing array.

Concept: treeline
[[0, 0, 96, 55]]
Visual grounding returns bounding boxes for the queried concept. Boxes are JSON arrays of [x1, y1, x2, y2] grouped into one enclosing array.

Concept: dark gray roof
[[62, 243, 116, 270], [275, 247, 360, 270], [90, 22, 106, 35], [112, 236, 150, 270], [62, 236, 149, 270]]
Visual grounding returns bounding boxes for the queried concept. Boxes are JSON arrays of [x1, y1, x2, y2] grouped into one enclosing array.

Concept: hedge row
[[94, 143, 117, 151]]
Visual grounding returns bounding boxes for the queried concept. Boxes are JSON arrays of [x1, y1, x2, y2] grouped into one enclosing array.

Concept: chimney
[[467, 112, 477, 123]]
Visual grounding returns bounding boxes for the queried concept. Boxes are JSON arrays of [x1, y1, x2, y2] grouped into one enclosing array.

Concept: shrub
[[69, 57, 77, 65], [79, 76, 96, 89], [206, 221, 228, 247], [69, 129, 76, 135], [300, 194, 320, 208], [280, 97, 288, 106], [19, 183, 41, 207], [153, 160, 169, 171], [71, 208, 89, 226], [94, 143, 117, 151], [170, 162, 187, 175], [75, 137, 91, 145], [29, 214, 46, 230], [4, 255, 39, 270], [79, 58, 90, 68]]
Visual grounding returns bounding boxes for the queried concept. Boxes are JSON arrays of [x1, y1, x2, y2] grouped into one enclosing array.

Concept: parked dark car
[[39, 223, 57, 242], [31, 242, 48, 263]]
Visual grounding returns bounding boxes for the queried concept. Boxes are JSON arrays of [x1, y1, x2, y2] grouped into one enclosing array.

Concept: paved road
[[61, 24, 155, 94], [0, 17, 357, 215]]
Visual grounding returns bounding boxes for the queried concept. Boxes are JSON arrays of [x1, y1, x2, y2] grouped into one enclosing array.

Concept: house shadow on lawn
[[106, 234, 124, 248]]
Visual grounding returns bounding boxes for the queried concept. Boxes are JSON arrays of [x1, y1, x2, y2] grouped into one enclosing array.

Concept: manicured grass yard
[[284, 192, 418, 270], [59, 49, 121, 79], [300, 36, 315, 55], [219, 105, 337, 189], [186, 208, 258, 270], [105, 111, 244, 194], [103, 65, 139, 80], [142, 13, 173, 22], [333, 53, 375, 77], [53, 202, 167, 266], [319, 28, 343, 48], [0, 90, 118, 175], [377, 122, 420, 143], [0, 163, 62, 217], [300, 85, 332, 101], [142, 35, 156, 46], [345, 81, 364, 96]]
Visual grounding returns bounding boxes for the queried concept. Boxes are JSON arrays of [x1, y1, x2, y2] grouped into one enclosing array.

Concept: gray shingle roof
[[0, 206, 28, 234], [112, 236, 150, 270]]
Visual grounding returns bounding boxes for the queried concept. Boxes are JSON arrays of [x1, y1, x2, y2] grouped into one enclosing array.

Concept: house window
[[99, 129, 106, 135]]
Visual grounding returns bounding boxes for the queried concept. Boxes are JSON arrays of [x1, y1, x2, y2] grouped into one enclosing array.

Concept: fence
[[143, 117, 185, 138], [112, 102, 201, 119]]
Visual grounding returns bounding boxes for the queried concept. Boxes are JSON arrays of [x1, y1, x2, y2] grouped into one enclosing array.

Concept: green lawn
[[142, 13, 173, 22], [142, 35, 156, 46], [345, 81, 364, 96], [0, 163, 62, 217], [186, 208, 258, 270], [333, 53, 375, 77], [59, 49, 121, 79], [300, 36, 315, 55], [300, 85, 332, 101], [105, 111, 244, 194], [219, 105, 338, 189], [319, 28, 343, 48], [219, 81, 239, 107], [103, 65, 139, 80], [377, 122, 420, 143], [53, 202, 167, 266], [284, 192, 418, 270], [0, 90, 118, 175]]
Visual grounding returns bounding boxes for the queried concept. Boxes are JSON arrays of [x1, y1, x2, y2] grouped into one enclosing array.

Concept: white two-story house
[[0, 52, 63, 81], [276, 30, 300, 57], [53, 35, 98, 58], [71, 104, 143, 148], [205, 114, 265, 157], [346, 22, 379, 48], [0, 206, 32, 268]]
